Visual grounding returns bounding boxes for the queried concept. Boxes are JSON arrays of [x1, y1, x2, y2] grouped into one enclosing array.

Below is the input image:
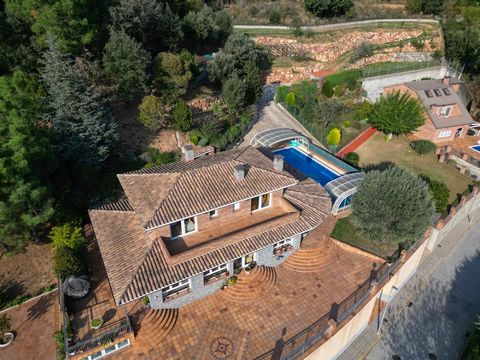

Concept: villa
[[383, 76, 474, 143]]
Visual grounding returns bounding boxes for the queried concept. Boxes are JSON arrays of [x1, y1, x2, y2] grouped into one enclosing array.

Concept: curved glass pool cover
[[250, 128, 309, 148]]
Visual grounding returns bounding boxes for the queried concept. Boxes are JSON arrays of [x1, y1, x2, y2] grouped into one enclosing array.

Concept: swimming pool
[[469, 145, 480, 154], [273, 146, 341, 186]]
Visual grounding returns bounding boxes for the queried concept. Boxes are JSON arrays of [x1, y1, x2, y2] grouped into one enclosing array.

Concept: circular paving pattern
[[209, 336, 234, 360]]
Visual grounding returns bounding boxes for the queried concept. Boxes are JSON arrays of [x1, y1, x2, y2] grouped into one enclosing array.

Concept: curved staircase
[[283, 239, 342, 273], [134, 308, 178, 349], [219, 266, 276, 303]]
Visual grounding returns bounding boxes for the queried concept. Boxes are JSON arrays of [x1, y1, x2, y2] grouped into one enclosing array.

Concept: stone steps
[[134, 308, 178, 349], [283, 240, 341, 273], [219, 266, 276, 303]]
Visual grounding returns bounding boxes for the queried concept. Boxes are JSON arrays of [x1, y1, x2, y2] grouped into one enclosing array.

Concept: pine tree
[[103, 30, 151, 100], [0, 70, 55, 251], [172, 100, 192, 132], [41, 37, 118, 168]]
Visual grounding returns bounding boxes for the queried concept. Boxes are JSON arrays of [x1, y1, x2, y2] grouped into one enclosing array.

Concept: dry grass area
[[0, 242, 55, 306], [356, 133, 473, 202]]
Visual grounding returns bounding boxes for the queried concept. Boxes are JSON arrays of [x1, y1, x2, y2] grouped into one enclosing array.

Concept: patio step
[[283, 239, 341, 273], [219, 266, 276, 303], [134, 308, 178, 349]]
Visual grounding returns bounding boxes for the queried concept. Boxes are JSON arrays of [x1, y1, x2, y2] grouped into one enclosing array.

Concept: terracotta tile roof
[[89, 147, 332, 305], [120, 147, 297, 229]]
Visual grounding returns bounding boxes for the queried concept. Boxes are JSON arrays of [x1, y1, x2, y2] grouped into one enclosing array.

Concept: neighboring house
[[383, 77, 474, 143], [89, 146, 331, 309]]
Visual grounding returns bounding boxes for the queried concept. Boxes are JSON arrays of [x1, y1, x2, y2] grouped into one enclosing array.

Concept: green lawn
[[355, 133, 473, 202], [331, 217, 400, 259]]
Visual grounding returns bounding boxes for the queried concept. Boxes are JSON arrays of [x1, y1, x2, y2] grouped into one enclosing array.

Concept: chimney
[[182, 145, 194, 162], [233, 164, 245, 180], [273, 154, 284, 172], [443, 76, 451, 85]]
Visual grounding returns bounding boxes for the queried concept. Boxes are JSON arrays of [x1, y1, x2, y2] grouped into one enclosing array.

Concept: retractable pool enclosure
[[324, 172, 364, 215], [250, 128, 309, 148]]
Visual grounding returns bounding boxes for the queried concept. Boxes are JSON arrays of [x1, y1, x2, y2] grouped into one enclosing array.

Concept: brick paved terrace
[[0, 291, 57, 360], [78, 228, 383, 360]]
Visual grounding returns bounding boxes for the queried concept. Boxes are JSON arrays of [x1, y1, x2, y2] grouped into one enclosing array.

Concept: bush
[[269, 10, 281, 24], [421, 175, 450, 213], [356, 100, 373, 120], [0, 315, 11, 343], [334, 84, 346, 97], [410, 140, 436, 155], [304, 0, 354, 18], [327, 128, 341, 146], [49, 224, 85, 252], [344, 152, 359, 166], [323, 69, 361, 91], [198, 137, 209, 147], [143, 148, 177, 168], [52, 246, 83, 279], [350, 42, 374, 63], [410, 38, 425, 51], [342, 120, 352, 128], [285, 92, 296, 106], [172, 100, 192, 132], [322, 80, 334, 97], [189, 129, 201, 145], [275, 85, 290, 103], [138, 95, 167, 131]]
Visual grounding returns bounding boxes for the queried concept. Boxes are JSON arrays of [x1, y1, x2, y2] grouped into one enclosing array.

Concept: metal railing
[[252, 247, 403, 360], [58, 278, 132, 358]]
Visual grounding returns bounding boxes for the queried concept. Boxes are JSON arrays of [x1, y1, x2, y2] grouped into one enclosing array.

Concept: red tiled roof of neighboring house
[[89, 147, 332, 305]]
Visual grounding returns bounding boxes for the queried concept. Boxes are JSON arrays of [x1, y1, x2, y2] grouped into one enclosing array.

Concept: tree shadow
[[271, 327, 287, 360], [27, 292, 54, 320], [0, 281, 26, 309], [378, 249, 480, 359]]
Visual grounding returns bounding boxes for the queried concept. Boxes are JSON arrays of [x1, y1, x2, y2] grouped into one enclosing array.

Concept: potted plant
[[244, 266, 252, 275], [226, 276, 237, 287], [0, 315, 14, 348], [90, 317, 104, 330]]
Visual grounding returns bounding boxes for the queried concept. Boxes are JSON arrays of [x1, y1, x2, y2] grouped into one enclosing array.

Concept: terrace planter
[[90, 318, 104, 330], [0, 333, 14, 348]]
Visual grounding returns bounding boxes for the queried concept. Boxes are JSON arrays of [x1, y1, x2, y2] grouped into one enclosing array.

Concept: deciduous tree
[[352, 165, 435, 246]]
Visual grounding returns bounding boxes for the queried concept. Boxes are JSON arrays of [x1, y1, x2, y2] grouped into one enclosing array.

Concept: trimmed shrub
[[49, 224, 85, 252], [342, 120, 352, 128], [275, 85, 290, 103], [285, 92, 296, 106], [421, 175, 450, 213], [344, 152, 360, 166], [327, 128, 341, 146], [410, 140, 436, 155]]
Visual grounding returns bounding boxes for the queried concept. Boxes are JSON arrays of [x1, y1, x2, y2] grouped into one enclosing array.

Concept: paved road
[[241, 85, 323, 147], [338, 213, 480, 360], [234, 18, 438, 31]]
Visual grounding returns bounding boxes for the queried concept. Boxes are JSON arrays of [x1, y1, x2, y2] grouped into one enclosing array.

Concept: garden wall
[[336, 127, 377, 159], [362, 65, 460, 102]]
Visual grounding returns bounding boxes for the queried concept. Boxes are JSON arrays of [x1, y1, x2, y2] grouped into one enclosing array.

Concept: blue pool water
[[274, 147, 340, 186], [470, 145, 480, 153]]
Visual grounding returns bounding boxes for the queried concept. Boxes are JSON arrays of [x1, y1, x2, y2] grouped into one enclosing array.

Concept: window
[[170, 217, 196, 238], [162, 279, 190, 299], [442, 88, 451, 96], [233, 202, 240, 211], [209, 209, 218, 218], [273, 238, 294, 255], [204, 263, 228, 282], [251, 193, 271, 211], [80, 339, 131, 360], [434, 89, 442, 97], [438, 130, 452, 138], [439, 106, 452, 117], [425, 90, 433, 98], [273, 238, 293, 250]]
